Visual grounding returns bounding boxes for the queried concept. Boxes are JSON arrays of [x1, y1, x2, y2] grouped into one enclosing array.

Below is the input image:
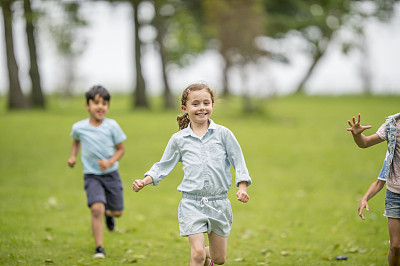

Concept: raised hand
[[347, 113, 372, 135]]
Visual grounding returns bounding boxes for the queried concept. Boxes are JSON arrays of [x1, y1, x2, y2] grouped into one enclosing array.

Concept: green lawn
[[0, 94, 397, 265]]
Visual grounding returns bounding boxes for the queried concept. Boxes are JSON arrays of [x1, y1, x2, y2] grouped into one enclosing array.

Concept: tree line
[[1, 0, 399, 110]]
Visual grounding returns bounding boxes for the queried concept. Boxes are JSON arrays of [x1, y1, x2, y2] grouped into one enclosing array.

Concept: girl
[[133, 83, 252, 265], [347, 113, 400, 265]]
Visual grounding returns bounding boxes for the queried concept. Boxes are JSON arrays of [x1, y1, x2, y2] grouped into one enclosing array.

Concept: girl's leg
[[208, 232, 227, 265], [188, 233, 207, 266], [388, 217, 400, 266], [90, 202, 105, 247]]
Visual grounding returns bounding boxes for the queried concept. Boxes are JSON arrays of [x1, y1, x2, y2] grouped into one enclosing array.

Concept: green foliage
[[0, 94, 398, 265]]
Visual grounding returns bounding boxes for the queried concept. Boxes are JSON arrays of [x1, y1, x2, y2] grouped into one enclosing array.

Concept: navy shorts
[[385, 189, 400, 219], [84, 170, 124, 211]]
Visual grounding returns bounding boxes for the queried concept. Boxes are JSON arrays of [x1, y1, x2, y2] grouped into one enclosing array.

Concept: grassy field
[[0, 94, 398, 265]]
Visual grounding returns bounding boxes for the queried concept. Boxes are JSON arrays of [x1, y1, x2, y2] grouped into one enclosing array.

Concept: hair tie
[[187, 89, 191, 94]]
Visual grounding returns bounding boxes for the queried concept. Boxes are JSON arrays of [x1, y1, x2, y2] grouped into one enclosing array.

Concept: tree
[[262, 0, 399, 94], [204, 0, 267, 110], [130, 0, 149, 108], [24, 0, 45, 107], [1, 0, 30, 109]]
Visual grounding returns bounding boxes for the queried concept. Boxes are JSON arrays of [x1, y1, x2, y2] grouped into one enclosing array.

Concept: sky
[[0, 2, 400, 97]]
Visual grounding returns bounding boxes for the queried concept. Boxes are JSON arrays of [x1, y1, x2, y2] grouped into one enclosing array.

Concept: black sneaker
[[93, 246, 105, 259], [105, 212, 115, 231]]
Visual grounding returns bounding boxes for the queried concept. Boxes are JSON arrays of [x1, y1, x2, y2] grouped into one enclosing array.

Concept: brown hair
[[177, 83, 215, 130]]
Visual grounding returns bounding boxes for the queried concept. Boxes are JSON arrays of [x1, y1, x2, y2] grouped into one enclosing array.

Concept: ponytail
[[177, 113, 190, 130]]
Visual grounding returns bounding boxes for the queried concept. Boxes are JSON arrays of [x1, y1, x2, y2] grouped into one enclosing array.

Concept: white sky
[[0, 2, 399, 96]]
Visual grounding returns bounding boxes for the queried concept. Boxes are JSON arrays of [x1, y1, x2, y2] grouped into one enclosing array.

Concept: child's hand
[[358, 198, 369, 220], [347, 113, 372, 135], [98, 159, 112, 171], [67, 157, 76, 168], [236, 189, 250, 203], [132, 180, 145, 192]]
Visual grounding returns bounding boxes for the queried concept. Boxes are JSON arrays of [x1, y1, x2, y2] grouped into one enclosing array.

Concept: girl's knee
[[191, 246, 206, 263], [212, 255, 226, 265]]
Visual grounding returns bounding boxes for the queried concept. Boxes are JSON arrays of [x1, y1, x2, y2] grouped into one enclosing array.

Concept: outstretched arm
[[132, 175, 154, 192], [358, 179, 385, 220], [347, 113, 383, 148]]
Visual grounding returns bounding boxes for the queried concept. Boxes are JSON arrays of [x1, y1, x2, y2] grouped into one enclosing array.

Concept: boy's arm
[[68, 140, 80, 168], [98, 142, 125, 171], [358, 179, 385, 220], [347, 113, 384, 148], [236, 181, 250, 203], [132, 175, 154, 192]]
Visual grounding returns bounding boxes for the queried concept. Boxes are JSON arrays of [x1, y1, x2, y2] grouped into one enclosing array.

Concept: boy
[[68, 85, 126, 258]]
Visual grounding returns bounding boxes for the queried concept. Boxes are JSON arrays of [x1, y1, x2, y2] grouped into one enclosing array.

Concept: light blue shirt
[[71, 118, 127, 175], [145, 120, 252, 195]]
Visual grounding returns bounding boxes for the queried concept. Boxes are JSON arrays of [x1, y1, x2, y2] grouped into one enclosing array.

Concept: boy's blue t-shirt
[[71, 118, 127, 174]]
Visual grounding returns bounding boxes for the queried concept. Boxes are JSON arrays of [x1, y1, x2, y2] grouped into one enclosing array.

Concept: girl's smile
[[181, 89, 213, 126]]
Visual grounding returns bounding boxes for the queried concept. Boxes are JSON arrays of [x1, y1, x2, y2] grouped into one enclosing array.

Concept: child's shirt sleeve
[[145, 135, 181, 186], [376, 122, 387, 141], [223, 129, 252, 187], [110, 120, 127, 145]]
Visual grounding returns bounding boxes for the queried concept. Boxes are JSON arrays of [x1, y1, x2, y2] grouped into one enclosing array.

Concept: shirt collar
[[181, 119, 216, 137]]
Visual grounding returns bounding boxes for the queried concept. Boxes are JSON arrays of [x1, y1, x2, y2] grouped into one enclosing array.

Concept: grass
[[0, 94, 398, 265]]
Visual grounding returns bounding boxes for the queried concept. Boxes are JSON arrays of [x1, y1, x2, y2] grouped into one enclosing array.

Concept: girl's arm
[[68, 140, 80, 168], [98, 142, 125, 171], [358, 179, 385, 220], [132, 175, 154, 192], [237, 181, 249, 203], [347, 113, 384, 148]]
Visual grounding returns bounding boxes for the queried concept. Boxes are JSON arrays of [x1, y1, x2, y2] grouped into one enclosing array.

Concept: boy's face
[[85, 94, 109, 122]]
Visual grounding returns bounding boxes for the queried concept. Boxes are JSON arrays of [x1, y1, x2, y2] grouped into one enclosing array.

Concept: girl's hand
[[347, 113, 372, 135], [67, 156, 76, 168], [358, 198, 370, 220], [236, 190, 250, 203], [98, 159, 112, 171], [132, 180, 145, 192]]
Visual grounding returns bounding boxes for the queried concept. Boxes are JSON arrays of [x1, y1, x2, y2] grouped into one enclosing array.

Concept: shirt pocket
[[209, 144, 226, 161]]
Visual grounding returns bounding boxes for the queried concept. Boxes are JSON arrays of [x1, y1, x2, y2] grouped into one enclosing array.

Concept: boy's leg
[[188, 233, 207, 266], [207, 232, 227, 265], [388, 218, 400, 266], [90, 202, 105, 248]]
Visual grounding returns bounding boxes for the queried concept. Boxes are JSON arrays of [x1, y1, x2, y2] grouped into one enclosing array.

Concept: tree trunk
[[131, 0, 149, 108], [2, 0, 30, 109], [154, 5, 174, 109], [24, 0, 45, 108], [221, 51, 231, 97]]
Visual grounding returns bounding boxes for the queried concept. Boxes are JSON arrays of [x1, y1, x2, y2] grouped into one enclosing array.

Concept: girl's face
[[85, 94, 109, 123], [181, 89, 213, 126]]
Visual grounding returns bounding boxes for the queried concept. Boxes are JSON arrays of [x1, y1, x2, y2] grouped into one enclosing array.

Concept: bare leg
[[188, 233, 206, 266], [90, 202, 105, 247], [208, 232, 227, 265], [388, 218, 400, 266]]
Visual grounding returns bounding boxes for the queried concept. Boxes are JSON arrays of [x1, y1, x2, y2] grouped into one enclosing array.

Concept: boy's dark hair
[[85, 85, 111, 104]]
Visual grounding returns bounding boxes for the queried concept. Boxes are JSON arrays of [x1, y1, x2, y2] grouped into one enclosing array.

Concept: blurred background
[[1, 0, 400, 110]]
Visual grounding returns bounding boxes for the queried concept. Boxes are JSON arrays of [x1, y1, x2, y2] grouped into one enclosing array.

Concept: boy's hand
[[347, 113, 372, 135], [68, 157, 76, 168], [236, 189, 250, 203], [98, 159, 112, 171], [132, 180, 145, 192], [358, 198, 369, 220]]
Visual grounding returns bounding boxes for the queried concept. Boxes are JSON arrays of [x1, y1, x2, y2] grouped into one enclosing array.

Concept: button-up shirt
[[145, 120, 252, 195]]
